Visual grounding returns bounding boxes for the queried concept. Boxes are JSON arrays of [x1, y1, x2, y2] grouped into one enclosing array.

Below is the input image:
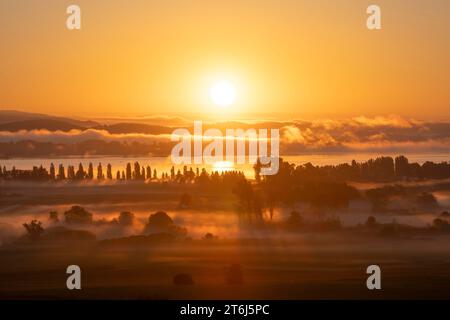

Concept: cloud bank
[[1, 116, 450, 154]]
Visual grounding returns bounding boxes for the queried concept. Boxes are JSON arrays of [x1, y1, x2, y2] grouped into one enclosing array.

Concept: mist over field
[[1, 0, 450, 301]]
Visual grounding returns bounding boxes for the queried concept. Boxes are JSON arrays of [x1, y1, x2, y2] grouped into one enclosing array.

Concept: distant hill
[[0, 110, 98, 128], [0, 119, 83, 132], [0, 110, 180, 134], [94, 123, 174, 135], [0, 110, 286, 134]]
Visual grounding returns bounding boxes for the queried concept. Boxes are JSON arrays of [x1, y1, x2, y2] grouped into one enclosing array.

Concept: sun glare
[[212, 160, 235, 173], [209, 81, 236, 107]]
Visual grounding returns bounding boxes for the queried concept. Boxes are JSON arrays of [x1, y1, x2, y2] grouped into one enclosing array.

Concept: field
[[1, 181, 450, 300]]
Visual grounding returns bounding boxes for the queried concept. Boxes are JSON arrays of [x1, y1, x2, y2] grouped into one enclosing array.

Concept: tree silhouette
[[49, 163, 56, 179], [64, 206, 93, 224], [49, 211, 59, 223], [253, 158, 262, 182], [76, 163, 85, 179], [118, 211, 135, 226], [88, 163, 94, 179], [107, 163, 113, 179], [23, 220, 44, 240], [97, 163, 104, 179], [57, 164, 65, 179], [126, 163, 132, 180], [67, 165, 74, 179]]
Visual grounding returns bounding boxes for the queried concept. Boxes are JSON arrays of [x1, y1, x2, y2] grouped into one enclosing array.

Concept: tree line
[[0, 161, 248, 187], [254, 155, 450, 182], [2, 155, 450, 183]]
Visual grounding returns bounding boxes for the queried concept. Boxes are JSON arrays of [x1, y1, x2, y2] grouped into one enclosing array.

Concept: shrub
[[433, 218, 449, 229], [178, 193, 192, 209], [366, 216, 377, 228], [49, 211, 59, 223], [203, 232, 217, 240], [173, 273, 194, 285], [23, 220, 44, 240], [286, 211, 303, 228], [147, 211, 173, 228], [64, 206, 93, 224], [118, 211, 135, 226]]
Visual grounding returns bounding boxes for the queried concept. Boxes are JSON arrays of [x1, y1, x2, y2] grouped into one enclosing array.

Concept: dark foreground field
[[1, 234, 450, 300], [1, 181, 450, 299]]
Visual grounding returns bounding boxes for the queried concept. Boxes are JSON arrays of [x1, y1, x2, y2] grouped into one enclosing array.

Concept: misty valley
[[1, 155, 450, 299]]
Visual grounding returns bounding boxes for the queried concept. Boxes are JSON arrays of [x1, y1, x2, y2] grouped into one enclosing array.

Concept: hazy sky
[[1, 0, 449, 119]]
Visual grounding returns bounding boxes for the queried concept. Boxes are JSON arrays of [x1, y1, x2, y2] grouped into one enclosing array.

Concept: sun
[[209, 81, 236, 107]]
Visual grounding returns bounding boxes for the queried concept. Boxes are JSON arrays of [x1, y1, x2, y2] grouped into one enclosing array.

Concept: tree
[[126, 163, 132, 180], [49, 211, 59, 223], [173, 273, 194, 285], [76, 163, 85, 179], [67, 165, 75, 179], [23, 220, 44, 240], [49, 163, 56, 179], [366, 216, 377, 228], [203, 232, 216, 240], [107, 163, 113, 179], [58, 164, 66, 180], [286, 211, 303, 228], [433, 218, 449, 230], [232, 178, 262, 221], [133, 162, 141, 179], [170, 166, 175, 180], [64, 206, 93, 224], [88, 163, 94, 179], [253, 158, 262, 182], [395, 155, 409, 179], [97, 163, 104, 179], [118, 211, 135, 226], [147, 211, 173, 228], [178, 193, 192, 208]]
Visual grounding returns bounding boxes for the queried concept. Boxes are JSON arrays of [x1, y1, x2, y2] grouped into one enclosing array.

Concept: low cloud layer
[[279, 116, 450, 154], [1, 116, 450, 154], [0, 129, 172, 144]]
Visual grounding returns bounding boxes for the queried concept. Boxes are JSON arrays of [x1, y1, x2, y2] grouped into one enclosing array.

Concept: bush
[[118, 211, 135, 226], [366, 216, 377, 228], [440, 211, 450, 218], [64, 206, 93, 224], [416, 192, 438, 209], [433, 218, 449, 230], [23, 220, 44, 240], [286, 211, 303, 228], [147, 211, 173, 228], [203, 232, 217, 240], [49, 211, 59, 223], [143, 211, 187, 237], [178, 193, 192, 209], [173, 273, 194, 285], [42, 226, 96, 243]]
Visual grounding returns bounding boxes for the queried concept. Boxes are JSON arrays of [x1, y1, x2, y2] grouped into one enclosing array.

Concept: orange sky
[[0, 0, 449, 119]]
